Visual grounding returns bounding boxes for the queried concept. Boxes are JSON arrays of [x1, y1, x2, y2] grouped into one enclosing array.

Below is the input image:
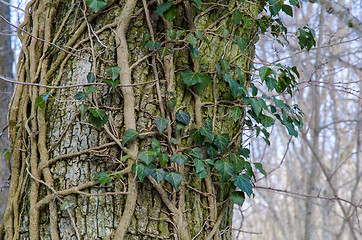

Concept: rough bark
[[3, 1, 257, 239]]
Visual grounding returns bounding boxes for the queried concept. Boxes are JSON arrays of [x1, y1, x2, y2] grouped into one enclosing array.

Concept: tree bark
[[3, 1, 257, 239]]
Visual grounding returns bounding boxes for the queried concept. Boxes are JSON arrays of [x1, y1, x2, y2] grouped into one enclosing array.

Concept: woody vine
[[1, 0, 315, 239]]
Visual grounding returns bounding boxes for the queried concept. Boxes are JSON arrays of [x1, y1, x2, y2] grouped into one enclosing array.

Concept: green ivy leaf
[[88, 108, 108, 130], [260, 115, 275, 127], [138, 150, 157, 165], [195, 30, 204, 41], [150, 168, 166, 183], [233, 37, 247, 51], [194, 158, 206, 173], [213, 134, 230, 155], [79, 104, 88, 118], [170, 154, 188, 165], [190, 129, 205, 145], [187, 34, 197, 46], [215, 160, 235, 182], [145, 41, 161, 50], [175, 111, 191, 125], [180, 71, 211, 94], [221, 29, 229, 38], [223, 74, 243, 98], [282, 4, 293, 17], [206, 142, 218, 160], [156, 1, 173, 16], [238, 148, 250, 158], [154, 117, 169, 134], [84, 85, 98, 94], [231, 107, 243, 121], [106, 66, 121, 81], [171, 138, 179, 144], [230, 154, 245, 173], [230, 191, 245, 206], [269, 0, 282, 16], [234, 174, 253, 197], [193, 0, 202, 9], [35, 92, 51, 110], [74, 91, 86, 100], [159, 153, 169, 167], [151, 138, 162, 149], [122, 129, 139, 146], [165, 172, 183, 190], [254, 162, 267, 178], [233, 9, 243, 25], [189, 147, 203, 160], [167, 98, 177, 110], [132, 162, 150, 181], [163, 5, 176, 23], [94, 171, 112, 186], [102, 79, 119, 89], [86, 0, 107, 13], [60, 201, 75, 211], [2, 148, 11, 162], [250, 98, 262, 116], [200, 126, 214, 142]]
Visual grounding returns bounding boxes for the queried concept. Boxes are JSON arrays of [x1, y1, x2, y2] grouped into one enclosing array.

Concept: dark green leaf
[[251, 83, 258, 96], [159, 153, 169, 167], [238, 148, 250, 158], [189, 45, 198, 60], [87, 72, 95, 83], [122, 129, 139, 146], [260, 115, 275, 127], [193, 0, 202, 9], [234, 174, 253, 197], [254, 162, 267, 178], [233, 37, 247, 51], [175, 111, 191, 125], [35, 92, 51, 110], [282, 4, 293, 17], [156, 1, 173, 16], [106, 66, 121, 81], [195, 30, 204, 41], [94, 171, 112, 186], [138, 150, 157, 165], [290, 0, 300, 7], [231, 154, 245, 173], [150, 168, 166, 183], [200, 126, 214, 142], [250, 98, 262, 116], [165, 172, 183, 190], [221, 29, 229, 38], [269, 0, 282, 16], [190, 129, 205, 145], [86, 0, 107, 13], [189, 147, 203, 160], [196, 169, 207, 179], [187, 34, 197, 46], [79, 104, 88, 118], [155, 117, 169, 134], [213, 134, 229, 155], [221, 60, 230, 72], [102, 79, 119, 89], [194, 158, 206, 173], [60, 201, 75, 211], [181, 71, 211, 94], [230, 191, 245, 206], [132, 162, 150, 181], [233, 9, 243, 25], [224, 73, 243, 98], [259, 67, 272, 82], [231, 107, 243, 121], [204, 118, 213, 130], [2, 148, 11, 162], [171, 138, 179, 144], [145, 41, 161, 50], [88, 109, 108, 130], [215, 160, 235, 182], [163, 5, 176, 23], [206, 142, 218, 160], [74, 91, 86, 100], [167, 98, 177, 110], [170, 153, 188, 165]]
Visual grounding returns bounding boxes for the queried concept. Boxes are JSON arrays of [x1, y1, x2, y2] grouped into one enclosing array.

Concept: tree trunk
[[3, 1, 257, 239]]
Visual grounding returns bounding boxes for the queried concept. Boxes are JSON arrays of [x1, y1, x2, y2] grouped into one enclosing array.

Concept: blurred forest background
[[0, 0, 361, 239]]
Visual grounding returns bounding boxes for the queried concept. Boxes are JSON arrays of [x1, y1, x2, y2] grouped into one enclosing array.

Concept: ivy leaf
[[132, 162, 150, 181], [213, 134, 230, 155], [175, 111, 191, 125], [254, 162, 267, 178], [170, 154, 188, 165], [189, 147, 203, 160], [145, 41, 161, 50], [180, 71, 211, 94], [163, 5, 176, 23], [79, 104, 88, 118], [102, 79, 119, 89], [60, 201, 75, 211], [194, 158, 206, 173], [260, 115, 275, 127], [35, 92, 51, 111], [150, 168, 166, 183], [87, 72, 95, 83], [88, 108, 108, 130], [234, 174, 253, 197], [233, 9, 243, 25], [167, 98, 177, 110], [231, 107, 243, 121], [230, 191, 245, 207], [200, 126, 214, 142], [215, 160, 235, 182], [156, 1, 173, 16], [74, 91, 86, 100], [94, 171, 112, 186], [230, 154, 245, 174], [165, 172, 183, 190], [190, 129, 205, 145], [193, 0, 202, 9], [269, 0, 282, 16], [282, 4, 293, 17], [122, 129, 139, 146], [151, 138, 162, 149], [250, 98, 262, 116], [86, 0, 107, 13], [233, 37, 247, 51], [159, 153, 169, 167], [154, 117, 169, 134], [138, 150, 157, 165], [224, 74, 243, 98], [84, 85, 98, 94], [206, 142, 218, 160], [221, 29, 229, 38], [106, 66, 121, 81]]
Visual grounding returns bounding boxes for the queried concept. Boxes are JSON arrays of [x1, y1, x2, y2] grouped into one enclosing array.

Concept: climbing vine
[[2, 0, 315, 239]]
